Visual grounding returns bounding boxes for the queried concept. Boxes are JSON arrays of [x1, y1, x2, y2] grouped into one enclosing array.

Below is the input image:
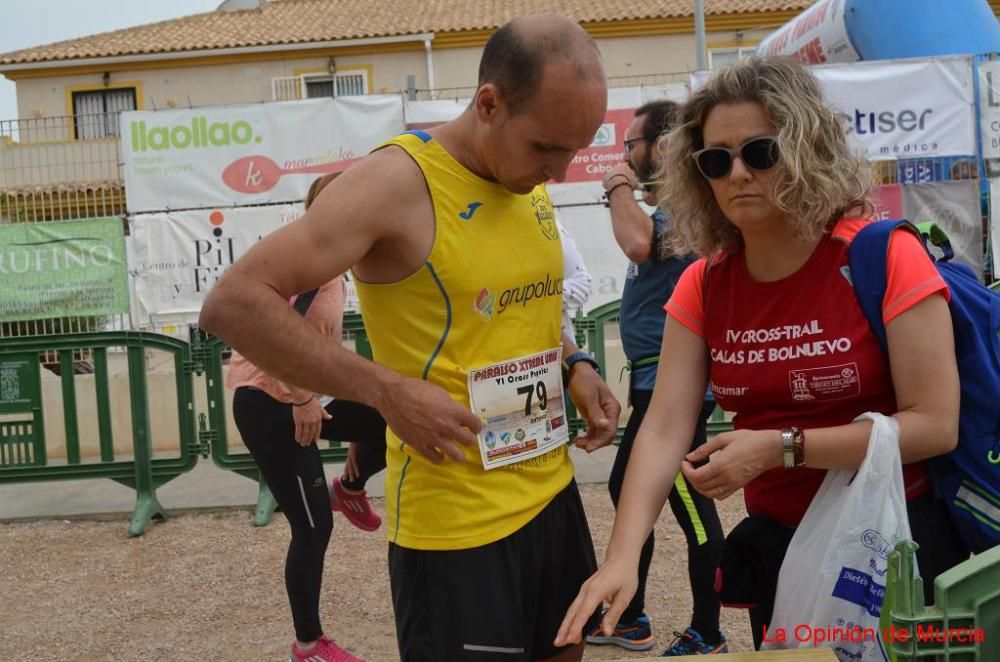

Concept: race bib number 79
[[467, 348, 569, 470]]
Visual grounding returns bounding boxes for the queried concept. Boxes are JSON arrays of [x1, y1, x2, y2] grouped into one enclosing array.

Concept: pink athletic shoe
[[289, 634, 364, 662], [330, 476, 382, 532]]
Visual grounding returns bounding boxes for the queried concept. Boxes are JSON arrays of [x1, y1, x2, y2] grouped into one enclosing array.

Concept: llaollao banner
[[121, 96, 404, 213]]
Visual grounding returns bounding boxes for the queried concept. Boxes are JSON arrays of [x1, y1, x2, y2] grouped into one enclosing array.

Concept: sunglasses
[[692, 136, 780, 179]]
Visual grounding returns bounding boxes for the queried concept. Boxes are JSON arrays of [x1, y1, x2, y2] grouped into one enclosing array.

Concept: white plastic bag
[[762, 413, 913, 661]]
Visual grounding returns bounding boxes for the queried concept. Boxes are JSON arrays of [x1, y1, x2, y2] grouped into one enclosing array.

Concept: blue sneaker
[[663, 627, 728, 656], [585, 614, 654, 651]]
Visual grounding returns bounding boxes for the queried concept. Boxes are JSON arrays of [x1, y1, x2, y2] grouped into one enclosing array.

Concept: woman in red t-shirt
[[556, 57, 969, 650]]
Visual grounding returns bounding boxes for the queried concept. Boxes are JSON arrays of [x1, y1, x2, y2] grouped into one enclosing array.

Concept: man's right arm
[[199, 148, 481, 463], [603, 163, 654, 263]]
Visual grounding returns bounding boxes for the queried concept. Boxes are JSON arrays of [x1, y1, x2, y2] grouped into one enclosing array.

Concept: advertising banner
[[902, 180, 984, 272], [130, 204, 302, 314], [757, 0, 860, 64], [404, 98, 471, 129], [549, 190, 631, 311], [979, 60, 1000, 160], [992, 179, 1000, 279], [693, 57, 977, 159], [820, 57, 976, 159], [121, 96, 404, 212], [0, 217, 128, 321]]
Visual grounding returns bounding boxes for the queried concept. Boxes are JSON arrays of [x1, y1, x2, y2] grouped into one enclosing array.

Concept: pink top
[[225, 276, 346, 403]]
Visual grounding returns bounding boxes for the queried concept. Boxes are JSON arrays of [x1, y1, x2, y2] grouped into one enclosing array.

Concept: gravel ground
[[0, 484, 752, 661]]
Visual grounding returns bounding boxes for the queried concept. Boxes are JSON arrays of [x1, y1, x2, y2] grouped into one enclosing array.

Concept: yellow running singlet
[[354, 130, 574, 550]]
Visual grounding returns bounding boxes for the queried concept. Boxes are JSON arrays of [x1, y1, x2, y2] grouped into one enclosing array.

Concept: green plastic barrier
[[191, 312, 373, 526], [0, 331, 199, 536]]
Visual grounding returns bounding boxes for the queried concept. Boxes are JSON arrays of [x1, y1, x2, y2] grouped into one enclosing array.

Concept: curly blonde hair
[[660, 56, 871, 256]]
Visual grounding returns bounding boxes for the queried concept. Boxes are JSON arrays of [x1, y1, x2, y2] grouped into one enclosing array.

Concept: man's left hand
[[568, 365, 621, 452]]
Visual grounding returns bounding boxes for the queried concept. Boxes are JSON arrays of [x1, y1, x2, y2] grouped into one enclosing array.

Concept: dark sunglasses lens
[[697, 149, 732, 179], [741, 138, 779, 171]]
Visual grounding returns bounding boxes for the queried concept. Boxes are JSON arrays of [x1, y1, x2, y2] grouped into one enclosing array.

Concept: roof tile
[[0, 0, 811, 65]]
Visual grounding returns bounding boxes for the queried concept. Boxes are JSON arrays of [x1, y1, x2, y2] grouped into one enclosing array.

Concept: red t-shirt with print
[[666, 219, 948, 526]]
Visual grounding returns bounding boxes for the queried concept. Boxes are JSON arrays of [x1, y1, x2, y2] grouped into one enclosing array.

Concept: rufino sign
[[0, 217, 129, 322]]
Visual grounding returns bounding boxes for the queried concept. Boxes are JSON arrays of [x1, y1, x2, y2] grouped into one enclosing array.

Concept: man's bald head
[[477, 15, 604, 115]]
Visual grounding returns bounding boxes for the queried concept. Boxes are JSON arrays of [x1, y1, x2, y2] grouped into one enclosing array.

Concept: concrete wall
[[13, 50, 428, 123]]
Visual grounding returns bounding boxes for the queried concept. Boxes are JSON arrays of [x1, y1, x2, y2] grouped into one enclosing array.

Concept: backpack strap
[[846, 219, 925, 354]]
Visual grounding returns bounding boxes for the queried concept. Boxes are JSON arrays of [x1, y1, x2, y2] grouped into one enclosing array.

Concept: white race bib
[[467, 348, 570, 470]]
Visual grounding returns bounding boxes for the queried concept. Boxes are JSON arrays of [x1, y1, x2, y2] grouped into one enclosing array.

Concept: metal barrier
[[0, 331, 199, 536]]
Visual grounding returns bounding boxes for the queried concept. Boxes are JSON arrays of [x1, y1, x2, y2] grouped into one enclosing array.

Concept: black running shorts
[[388, 479, 600, 661]]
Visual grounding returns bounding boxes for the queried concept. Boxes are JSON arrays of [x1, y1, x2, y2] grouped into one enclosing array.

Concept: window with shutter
[[71, 88, 136, 139], [303, 71, 368, 98], [305, 77, 335, 98], [707, 47, 755, 71]]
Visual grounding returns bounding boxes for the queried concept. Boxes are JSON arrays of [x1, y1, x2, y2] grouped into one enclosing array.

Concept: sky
[[0, 0, 222, 122]]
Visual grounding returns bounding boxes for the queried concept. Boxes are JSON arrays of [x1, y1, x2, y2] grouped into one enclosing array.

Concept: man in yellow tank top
[[201, 14, 620, 661]]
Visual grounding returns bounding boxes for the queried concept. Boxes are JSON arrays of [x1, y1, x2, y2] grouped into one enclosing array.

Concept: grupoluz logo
[[474, 288, 497, 319]]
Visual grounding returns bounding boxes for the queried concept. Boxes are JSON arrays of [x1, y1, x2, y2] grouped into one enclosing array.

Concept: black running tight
[[232, 386, 386, 642]]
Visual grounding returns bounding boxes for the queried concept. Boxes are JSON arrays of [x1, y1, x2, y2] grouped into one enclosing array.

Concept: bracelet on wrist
[[793, 427, 806, 467], [781, 427, 805, 469], [603, 180, 633, 200], [292, 398, 314, 407], [602, 173, 630, 190]]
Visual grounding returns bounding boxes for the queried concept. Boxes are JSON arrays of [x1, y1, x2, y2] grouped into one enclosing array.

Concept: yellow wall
[[7, 26, 781, 124], [13, 51, 426, 124]]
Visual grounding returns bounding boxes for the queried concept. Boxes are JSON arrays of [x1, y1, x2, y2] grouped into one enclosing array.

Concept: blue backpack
[[848, 219, 1000, 554]]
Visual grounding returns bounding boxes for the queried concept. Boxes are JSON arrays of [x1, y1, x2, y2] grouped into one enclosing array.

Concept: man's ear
[[474, 83, 503, 123]]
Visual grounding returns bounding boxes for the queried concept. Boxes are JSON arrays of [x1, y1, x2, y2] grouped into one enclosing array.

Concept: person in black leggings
[[232, 390, 385, 652], [228, 173, 386, 662]]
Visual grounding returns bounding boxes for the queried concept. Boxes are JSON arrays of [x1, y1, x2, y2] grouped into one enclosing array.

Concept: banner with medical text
[[121, 96, 405, 213], [693, 56, 977, 159], [0, 217, 128, 322], [129, 204, 302, 315]]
